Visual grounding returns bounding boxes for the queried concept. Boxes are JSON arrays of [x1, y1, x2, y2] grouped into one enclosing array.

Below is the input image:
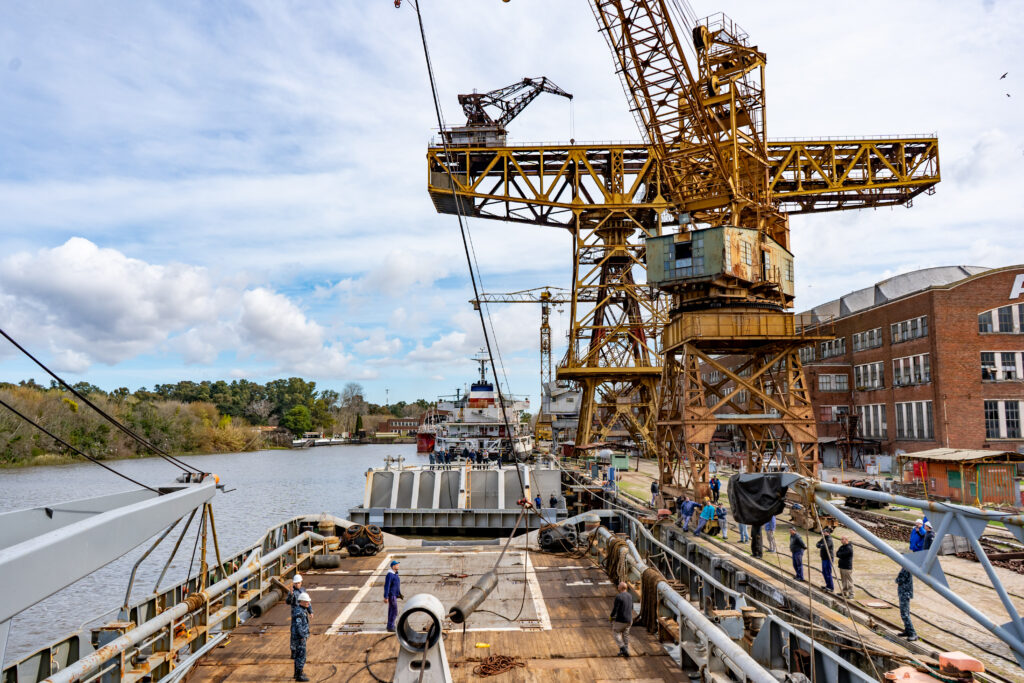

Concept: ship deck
[[188, 546, 681, 683]]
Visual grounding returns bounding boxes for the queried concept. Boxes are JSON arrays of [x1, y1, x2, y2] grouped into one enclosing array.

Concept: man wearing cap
[[909, 519, 927, 552], [816, 527, 835, 592], [384, 560, 404, 632], [836, 536, 855, 598], [789, 528, 807, 580], [290, 591, 312, 681], [923, 521, 935, 550]]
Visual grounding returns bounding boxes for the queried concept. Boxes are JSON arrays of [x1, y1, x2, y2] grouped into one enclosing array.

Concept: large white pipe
[[594, 527, 776, 683], [44, 531, 324, 683]]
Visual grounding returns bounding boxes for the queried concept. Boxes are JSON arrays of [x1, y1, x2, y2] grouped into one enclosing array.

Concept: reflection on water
[[0, 444, 422, 665]]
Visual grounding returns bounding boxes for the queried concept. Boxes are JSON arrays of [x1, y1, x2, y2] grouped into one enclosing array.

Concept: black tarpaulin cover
[[727, 473, 801, 525]]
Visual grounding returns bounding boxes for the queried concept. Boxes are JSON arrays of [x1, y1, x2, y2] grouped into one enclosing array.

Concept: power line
[[0, 327, 201, 474], [0, 395, 158, 492]]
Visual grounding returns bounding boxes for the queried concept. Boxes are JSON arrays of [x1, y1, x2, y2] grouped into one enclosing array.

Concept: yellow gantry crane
[[427, 1, 940, 488]]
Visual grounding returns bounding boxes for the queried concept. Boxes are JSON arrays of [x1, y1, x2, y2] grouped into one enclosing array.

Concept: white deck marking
[[325, 555, 392, 635], [525, 551, 552, 630], [326, 551, 552, 634]]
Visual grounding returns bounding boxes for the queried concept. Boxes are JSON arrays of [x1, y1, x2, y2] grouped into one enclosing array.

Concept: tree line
[[0, 378, 432, 465]]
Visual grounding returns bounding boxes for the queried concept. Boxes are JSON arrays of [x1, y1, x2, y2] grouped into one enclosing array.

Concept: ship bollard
[[447, 570, 498, 624]]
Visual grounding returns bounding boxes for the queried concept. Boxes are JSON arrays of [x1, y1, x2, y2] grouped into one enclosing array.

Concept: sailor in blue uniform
[[290, 591, 312, 681], [384, 560, 403, 631]]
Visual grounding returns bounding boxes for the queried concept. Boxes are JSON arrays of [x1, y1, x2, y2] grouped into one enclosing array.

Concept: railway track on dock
[[839, 505, 1024, 575], [693, 525, 1021, 681]]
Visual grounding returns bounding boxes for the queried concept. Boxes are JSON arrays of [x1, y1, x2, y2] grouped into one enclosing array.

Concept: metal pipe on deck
[[448, 571, 498, 624], [42, 530, 325, 683]]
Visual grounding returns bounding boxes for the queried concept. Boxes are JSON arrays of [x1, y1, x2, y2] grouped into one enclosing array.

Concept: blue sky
[[0, 0, 1021, 407]]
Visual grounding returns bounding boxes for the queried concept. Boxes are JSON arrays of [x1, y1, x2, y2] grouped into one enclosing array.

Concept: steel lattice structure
[[426, 0, 940, 482]]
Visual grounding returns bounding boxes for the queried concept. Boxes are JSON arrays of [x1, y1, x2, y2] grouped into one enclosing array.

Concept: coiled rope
[[473, 654, 525, 677], [604, 537, 630, 586], [638, 566, 666, 633]]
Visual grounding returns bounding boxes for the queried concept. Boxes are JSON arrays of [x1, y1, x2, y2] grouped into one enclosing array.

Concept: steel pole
[[815, 495, 1024, 662], [594, 527, 777, 683], [810, 480, 1024, 530]]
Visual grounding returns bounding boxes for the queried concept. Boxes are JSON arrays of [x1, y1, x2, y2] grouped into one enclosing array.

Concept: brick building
[[382, 416, 421, 436], [795, 265, 1024, 467]]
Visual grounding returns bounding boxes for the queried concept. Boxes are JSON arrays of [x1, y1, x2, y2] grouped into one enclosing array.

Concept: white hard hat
[[298, 592, 311, 603], [293, 574, 303, 583], [914, 519, 923, 525]]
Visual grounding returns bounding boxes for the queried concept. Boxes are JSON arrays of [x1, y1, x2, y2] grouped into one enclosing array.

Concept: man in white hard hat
[[291, 591, 312, 681], [285, 574, 311, 613]]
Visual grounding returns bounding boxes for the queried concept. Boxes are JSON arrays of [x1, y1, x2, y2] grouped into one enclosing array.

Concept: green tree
[[355, 413, 363, 433], [280, 405, 313, 437]]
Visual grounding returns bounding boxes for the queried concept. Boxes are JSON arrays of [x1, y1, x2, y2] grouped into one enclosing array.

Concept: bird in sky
[[1000, 72, 1008, 79]]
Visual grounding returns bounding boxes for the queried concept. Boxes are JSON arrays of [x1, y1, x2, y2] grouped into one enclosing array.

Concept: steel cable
[[0, 326, 202, 473], [0, 395, 158, 492], [408, 1, 521, 470]]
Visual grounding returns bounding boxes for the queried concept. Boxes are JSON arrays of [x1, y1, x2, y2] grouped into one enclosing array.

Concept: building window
[[895, 400, 934, 439], [735, 389, 748, 405], [740, 240, 753, 266], [979, 304, 1024, 333], [852, 327, 883, 352], [818, 374, 849, 392], [799, 346, 815, 364], [785, 259, 794, 283], [819, 337, 847, 359], [893, 353, 931, 386], [985, 399, 1024, 439], [819, 405, 849, 423], [854, 361, 884, 390], [857, 403, 887, 438], [891, 315, 928, 344], [982, 351, 1024, 381], [979, 311, 993, 333]]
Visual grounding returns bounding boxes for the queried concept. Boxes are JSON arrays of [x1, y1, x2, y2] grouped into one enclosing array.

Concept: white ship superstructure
[[433, 354, 534, 457]]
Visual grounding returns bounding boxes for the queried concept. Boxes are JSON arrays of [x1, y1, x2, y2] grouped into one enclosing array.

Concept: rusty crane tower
[[426, 1, 940, 487]]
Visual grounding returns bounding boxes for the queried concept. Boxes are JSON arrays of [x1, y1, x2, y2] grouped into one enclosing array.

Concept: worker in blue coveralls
[[679, 496, 697, 532], [290, 591, 312, 681], [384, 560, 404, 632], [909, 518, 927, 552]]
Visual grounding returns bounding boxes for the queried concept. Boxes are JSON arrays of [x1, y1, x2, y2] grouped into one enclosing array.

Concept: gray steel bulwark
[[0, 482, 216, 627]]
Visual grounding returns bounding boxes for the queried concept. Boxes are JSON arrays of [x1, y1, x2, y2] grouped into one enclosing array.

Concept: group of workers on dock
[[658, 473, 929, 644], [428, 446, 500, 466]]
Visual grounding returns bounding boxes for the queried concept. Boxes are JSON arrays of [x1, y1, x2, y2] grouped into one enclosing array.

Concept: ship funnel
[[447, 570, 498, 624]]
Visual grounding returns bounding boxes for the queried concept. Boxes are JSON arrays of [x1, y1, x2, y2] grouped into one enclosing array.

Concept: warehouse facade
[[794, 265, 1024, 467]]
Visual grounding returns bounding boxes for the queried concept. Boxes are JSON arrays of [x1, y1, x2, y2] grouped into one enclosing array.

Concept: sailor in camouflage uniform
[[895, 569, 918, 641], [290, 592, 312, 681]]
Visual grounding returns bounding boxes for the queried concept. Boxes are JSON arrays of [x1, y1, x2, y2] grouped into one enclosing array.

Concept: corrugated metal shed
[[902, 447, 1024, 462]]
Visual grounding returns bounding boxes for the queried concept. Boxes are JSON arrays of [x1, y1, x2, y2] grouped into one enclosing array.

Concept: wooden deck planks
[[187, 548, 681, 683]]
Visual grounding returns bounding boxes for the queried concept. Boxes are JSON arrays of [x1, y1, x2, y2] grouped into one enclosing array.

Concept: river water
[[0, 444, 421, 665]]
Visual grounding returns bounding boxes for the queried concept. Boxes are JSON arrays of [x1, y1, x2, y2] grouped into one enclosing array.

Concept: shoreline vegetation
[[0, 378, 431, 468]]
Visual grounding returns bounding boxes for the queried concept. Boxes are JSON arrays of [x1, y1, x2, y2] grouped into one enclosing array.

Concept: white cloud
[[0, 238, 374, 379], [0, 0, 1021, 406], [0, 237, 220, 366]]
